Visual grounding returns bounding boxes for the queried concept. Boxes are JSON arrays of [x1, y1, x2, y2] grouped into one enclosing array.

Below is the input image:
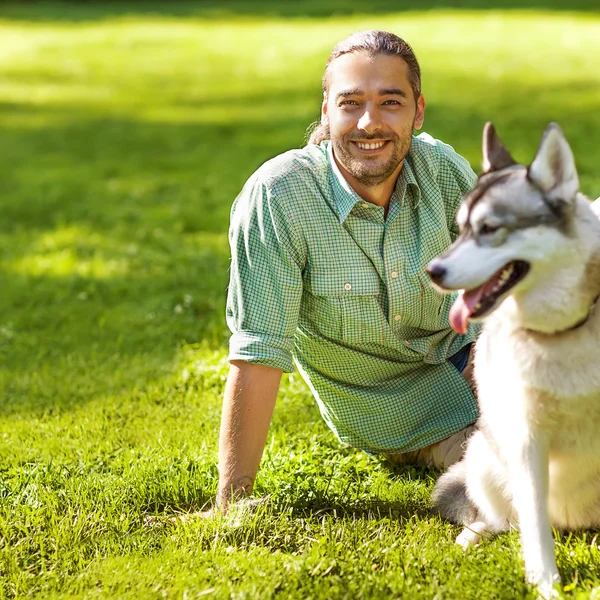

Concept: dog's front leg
[[509, 437, 560, 598]]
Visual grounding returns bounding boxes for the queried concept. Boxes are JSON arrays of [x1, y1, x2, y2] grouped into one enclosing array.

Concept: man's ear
[[413, 94, 425, 131], [321, 94, 329, 126]]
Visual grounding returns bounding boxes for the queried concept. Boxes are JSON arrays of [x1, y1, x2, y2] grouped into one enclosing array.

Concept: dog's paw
[[455, 521, 492, 549], [527, 570, 561, 599], [535, 581, 560, 600]]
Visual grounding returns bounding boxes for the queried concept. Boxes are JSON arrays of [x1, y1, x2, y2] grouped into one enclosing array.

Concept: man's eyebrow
[[379, 88, 408, 97], [336, 88, 364, 99], [335, 87, 408, 99]]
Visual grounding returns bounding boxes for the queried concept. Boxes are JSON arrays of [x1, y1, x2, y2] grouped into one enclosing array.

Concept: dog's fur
[[427, 123, 600, 598]]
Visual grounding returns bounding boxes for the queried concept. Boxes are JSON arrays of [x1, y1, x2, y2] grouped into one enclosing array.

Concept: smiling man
[[219, 31, 481, 511], [321, 49, 424, 210]]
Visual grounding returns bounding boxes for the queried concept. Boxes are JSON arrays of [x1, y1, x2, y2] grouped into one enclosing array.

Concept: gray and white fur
[[427, 122, 600, 599]]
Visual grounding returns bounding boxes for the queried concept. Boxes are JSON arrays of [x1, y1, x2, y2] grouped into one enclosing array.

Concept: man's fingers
[[143, 497, 270, 528], [170, 509, 217, 523], [143, 508, 218, 528]]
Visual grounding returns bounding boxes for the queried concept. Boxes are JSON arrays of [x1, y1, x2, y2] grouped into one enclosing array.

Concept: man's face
[[322, 52, 425, 187]]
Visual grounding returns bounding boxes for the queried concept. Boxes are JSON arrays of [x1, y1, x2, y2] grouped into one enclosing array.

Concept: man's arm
[[220, 172, 305, 512], [216, 360, 283, 512]]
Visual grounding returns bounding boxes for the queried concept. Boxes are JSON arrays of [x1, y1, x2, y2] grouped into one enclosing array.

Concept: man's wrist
[[216, 475, 254, 510]]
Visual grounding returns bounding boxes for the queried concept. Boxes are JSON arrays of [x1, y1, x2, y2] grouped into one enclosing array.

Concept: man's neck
[[335, 156, 403, 216]]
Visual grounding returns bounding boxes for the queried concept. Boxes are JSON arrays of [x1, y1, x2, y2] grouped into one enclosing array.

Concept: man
[[219, 30, 480, 513]]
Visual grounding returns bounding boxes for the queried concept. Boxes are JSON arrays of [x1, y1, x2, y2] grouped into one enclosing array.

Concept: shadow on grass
[[0, 0, 598, 23], [281, 494, 434, 521], [0, 106, 312, 415], [1, 70, 599, 416]]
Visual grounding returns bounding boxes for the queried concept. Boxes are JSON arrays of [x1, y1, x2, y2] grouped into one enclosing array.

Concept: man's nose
[[357, 107, 382, 134]]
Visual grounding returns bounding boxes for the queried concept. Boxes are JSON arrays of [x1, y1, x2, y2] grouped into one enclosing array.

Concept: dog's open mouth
[[449, 260, 530, 333]]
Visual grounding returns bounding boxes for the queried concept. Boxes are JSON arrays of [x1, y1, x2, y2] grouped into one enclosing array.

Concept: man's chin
[[347, 159, 399, 184]]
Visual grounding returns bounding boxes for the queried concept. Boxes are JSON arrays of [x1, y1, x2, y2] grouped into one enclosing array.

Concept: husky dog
[[426, 123, 600, 598]]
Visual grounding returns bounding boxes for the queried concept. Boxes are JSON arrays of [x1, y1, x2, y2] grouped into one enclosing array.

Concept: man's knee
[[384, 424, 476, 470], [426, 424, 476, 470]]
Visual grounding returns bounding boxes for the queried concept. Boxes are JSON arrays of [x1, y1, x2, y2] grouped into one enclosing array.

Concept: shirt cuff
[[228, 331, 295, 373]]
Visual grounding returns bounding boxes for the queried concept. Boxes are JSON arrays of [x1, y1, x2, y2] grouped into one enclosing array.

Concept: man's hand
[[160, 494, 270, 525]]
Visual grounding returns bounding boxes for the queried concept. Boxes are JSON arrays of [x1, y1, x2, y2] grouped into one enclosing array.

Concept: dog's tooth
[[499, 265, 513, 285]]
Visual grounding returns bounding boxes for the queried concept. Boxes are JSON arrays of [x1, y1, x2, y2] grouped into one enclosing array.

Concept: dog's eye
[[480, 224, 501, 235]]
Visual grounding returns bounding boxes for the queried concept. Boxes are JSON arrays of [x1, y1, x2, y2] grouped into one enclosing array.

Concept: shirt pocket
[[309, 268, 385, 344]]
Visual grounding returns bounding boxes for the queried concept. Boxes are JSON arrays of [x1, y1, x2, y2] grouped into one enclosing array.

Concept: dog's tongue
[[449, 287, 485, 334]]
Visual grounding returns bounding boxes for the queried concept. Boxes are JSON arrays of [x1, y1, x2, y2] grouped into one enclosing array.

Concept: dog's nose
[[426, 261, 447, 283]]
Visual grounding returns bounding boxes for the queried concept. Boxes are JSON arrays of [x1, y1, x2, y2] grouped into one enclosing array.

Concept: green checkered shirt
[[227, 134, 480, 454]]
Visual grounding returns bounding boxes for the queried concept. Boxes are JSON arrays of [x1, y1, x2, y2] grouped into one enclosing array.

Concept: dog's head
[[427, 122, 580, 333]]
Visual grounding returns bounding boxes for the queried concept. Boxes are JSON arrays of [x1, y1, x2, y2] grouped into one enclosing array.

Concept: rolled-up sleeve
[[226, 174, 304, 372]]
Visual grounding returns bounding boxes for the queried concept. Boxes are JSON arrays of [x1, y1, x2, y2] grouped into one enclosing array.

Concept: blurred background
[[1, 0, 598, 412]]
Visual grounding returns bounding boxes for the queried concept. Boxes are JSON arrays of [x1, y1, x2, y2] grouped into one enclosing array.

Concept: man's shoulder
[[233, 143, 331, 231], [409, 132, 476, 184], [409, 132, 466, 167], [252, 143, 329, 191]]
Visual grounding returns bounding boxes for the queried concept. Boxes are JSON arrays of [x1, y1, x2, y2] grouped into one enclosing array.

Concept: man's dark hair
[[306, 30, 422, 145]]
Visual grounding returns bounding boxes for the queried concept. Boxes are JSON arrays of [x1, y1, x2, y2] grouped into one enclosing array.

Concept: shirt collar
[[326, 140, 422, 223], [326, 141, 362, 223], [395, 155, 422, 209]]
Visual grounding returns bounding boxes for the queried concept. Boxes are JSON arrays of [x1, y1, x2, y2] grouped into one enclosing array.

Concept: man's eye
[[339, 100, 358, 107], [382, 100, 401, 106]]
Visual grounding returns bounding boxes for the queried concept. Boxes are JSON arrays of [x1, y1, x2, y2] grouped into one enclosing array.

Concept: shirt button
[[344, 283, 352, 291], [394, 314, 401, 321], [391, 271, 398, 279]]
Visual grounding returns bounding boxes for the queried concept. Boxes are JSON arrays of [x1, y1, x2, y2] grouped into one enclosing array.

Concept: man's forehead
[[327, 52, 410, 93]]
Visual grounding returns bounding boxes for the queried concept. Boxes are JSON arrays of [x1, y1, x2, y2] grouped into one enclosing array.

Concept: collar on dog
[[529, 294, 600, 335]]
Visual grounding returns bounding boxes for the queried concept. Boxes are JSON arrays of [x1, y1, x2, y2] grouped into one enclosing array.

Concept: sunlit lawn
[[0, 1, 599, 598]]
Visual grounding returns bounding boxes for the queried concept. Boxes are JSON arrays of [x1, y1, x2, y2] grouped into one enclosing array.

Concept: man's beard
[[331, 124, 414, 187]]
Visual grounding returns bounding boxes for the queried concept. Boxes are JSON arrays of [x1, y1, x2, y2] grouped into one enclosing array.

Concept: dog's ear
[[528, 123, 579, 203], [482, 122, 517, 172]]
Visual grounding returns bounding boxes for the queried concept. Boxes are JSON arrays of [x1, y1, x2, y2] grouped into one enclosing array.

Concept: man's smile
[[350, 140, 391, 154]]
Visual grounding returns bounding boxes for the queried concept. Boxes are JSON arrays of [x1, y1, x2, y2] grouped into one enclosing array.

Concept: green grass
[[0, 1, 599, 598]]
